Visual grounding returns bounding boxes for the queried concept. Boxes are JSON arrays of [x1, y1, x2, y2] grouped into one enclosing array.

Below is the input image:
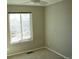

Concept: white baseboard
[[45, 47, 70, 59], [7, 47, 45, 56]]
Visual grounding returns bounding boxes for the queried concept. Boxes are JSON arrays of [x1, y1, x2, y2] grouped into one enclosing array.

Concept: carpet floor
[[8, 48, 64, 59]]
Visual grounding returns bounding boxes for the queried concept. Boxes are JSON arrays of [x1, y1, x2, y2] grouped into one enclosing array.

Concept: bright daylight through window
[[9, 13, 32, 44]]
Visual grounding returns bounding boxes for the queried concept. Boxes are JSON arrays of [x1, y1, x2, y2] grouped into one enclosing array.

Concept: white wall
[[7, 5, 45, 55], [45, 0, 72, 57]]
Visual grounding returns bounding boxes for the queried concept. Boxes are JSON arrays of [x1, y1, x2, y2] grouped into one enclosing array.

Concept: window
[[8, 13, 33, 44]]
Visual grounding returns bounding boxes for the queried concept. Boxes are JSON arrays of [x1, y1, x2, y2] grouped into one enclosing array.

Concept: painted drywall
[[7, 5, 45, 55], [45, 0, 72, 57]]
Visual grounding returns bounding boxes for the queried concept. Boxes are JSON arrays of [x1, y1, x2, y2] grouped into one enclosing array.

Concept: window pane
[[21, 14, 31, 40], [9, 14, 21, 43]]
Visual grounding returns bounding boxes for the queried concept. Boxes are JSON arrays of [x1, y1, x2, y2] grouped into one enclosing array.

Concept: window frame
[[8, 12, 33, 44]]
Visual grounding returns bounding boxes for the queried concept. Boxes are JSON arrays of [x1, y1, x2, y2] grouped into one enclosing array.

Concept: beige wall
[[7, 5, 45, 55], [45, 0, 72, 57]]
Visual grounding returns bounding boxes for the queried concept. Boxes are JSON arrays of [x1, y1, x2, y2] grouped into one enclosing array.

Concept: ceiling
[[7, 0, 63, 6]]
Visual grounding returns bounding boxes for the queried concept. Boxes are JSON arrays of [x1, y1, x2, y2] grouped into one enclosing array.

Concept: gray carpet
[[8, 48, 64, 59]]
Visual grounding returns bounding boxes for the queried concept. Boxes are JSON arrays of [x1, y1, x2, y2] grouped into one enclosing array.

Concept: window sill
[[10, 38, 33, 44]]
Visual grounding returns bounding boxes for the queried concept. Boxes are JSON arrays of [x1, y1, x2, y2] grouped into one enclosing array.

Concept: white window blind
[[9, 13, 32, 44]]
